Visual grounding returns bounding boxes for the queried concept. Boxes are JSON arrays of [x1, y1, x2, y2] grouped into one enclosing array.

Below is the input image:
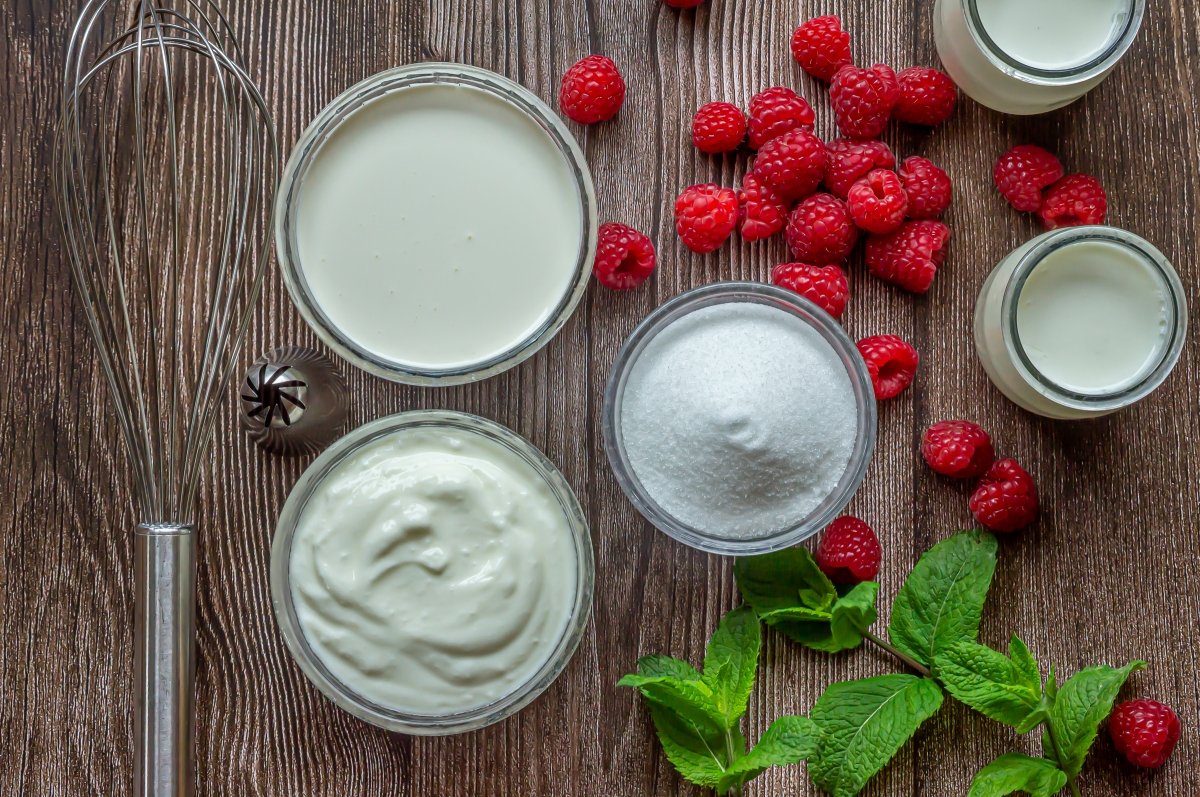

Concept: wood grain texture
[[3, 0, 1199, 795]]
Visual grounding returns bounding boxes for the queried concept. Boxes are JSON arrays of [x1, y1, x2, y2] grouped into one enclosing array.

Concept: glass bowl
[[274, 63, 597, 385], [269, 410, 594, 734], [602, 282, 877, 556]]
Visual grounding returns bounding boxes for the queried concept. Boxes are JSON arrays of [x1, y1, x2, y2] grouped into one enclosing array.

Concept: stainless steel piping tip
[[240, 346, 349, 456]]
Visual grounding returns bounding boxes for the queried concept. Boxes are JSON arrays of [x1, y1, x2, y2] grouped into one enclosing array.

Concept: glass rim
[[273, 63, 597, 386], [1001, 226, 1187, 411], [601, 282, 877, 557], [269, 410, 595, 735], [962, 0, 1146, 83]]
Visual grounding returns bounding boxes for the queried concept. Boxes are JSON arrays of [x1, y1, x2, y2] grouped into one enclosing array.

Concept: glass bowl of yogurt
[[270, 410, 594, 734], [602, 282, 877, 556], [275, 63, 597, 385]]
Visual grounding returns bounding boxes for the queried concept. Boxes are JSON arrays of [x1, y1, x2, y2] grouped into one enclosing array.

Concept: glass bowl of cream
[[270, 410, 594, 734], [275, 63, 597, 385], [602, 282, 877, 556]]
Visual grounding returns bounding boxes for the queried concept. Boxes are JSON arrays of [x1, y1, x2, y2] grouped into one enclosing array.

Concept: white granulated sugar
[[620, 302, 857, 538]]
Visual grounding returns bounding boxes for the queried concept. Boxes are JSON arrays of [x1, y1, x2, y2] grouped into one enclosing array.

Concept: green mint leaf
[[759, 582, 879, 654], [646, 703, 728, 790], [637, 654, 702, 681], [934, 637, 1042, 729], [735, 546, 837, 615], [616, 674, 724, 732], [809, 674, 945, 797], [967, 753, 1068, 797], [702, 607, 761, 727], [1044, 660, 1145, 778], [717, 715, 820, 794], [888, 530, 998, 668]]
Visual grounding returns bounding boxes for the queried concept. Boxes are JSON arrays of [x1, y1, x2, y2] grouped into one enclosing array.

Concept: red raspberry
[[559, 55, 625, 124], [970, 458, 1038, 533], [738, 173, 788, 241], [691, 102, 747, 153], [830, 64, 899, 139], [857, 334, 919, 400], [1109, 699, 1182, 769], [898, 156, 952, 219], [866, 220, 951, 294], [771, 263, 850, 319], [750, 128, 827, 201], [894, 67, 958, 126], [785, 193, 858, 265], [593, 223, 656, 290], [846, 169, 908, 235], [664, 0, 706, 6], [675, 183, 738, 253], [922, 420, 995, 479], [790, 16, 853, 82], [816, 516, 881, 583], [747, 86, 816, 149], [994, 144, 1064, 212], [1038, 173, 1108, 229], [825, 139, 896, 199]]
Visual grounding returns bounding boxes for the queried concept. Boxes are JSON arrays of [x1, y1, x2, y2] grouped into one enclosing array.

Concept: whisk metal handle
[[135, 523, 196, 797]]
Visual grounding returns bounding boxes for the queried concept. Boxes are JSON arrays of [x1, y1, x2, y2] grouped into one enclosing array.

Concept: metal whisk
[[52, 2, 277, 794]]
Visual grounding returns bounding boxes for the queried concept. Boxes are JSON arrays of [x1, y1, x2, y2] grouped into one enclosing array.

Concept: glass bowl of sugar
[[602, 282, 877, 556]]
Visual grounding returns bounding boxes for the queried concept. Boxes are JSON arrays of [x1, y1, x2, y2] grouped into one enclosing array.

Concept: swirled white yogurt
[[289, 424, 578, 715]]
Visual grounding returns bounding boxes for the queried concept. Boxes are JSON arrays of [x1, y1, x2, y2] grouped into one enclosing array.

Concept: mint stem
[[724, 727, 742, 797], [863, 630, 932, 678], [1045, 723, 1083, 797]]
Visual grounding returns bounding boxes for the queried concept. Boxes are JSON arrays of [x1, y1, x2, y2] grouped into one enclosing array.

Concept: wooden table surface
[[3, 1, 1199, 795]]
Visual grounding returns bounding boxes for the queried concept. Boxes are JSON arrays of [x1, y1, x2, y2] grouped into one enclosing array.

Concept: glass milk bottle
[[934, 0, 1146, 114], [974, 226, 1187, 419]]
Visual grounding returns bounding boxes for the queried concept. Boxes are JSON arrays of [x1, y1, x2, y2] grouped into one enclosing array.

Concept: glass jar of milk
[[975, 227, 1187, 419], [934, 0, 1146, 114]]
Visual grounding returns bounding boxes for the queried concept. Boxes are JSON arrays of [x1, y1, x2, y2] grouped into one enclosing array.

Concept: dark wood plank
[[2, 0, 1198, 795]]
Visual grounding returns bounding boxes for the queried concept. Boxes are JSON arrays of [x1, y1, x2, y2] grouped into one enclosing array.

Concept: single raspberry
[[750, 128, 827, 201], [847, 169, 909, 235], [857, 334, 919, 400], [785, 193, 858, 265], [1038, 173, 1108, 229], [593, 223, 656, 290], [830, 64, 899, 140], [747, 86, 816, 149], [866, 220, 951, 294], [816, 516, 881, 583], [922, 420, 995, 479], [825, 139, 896, 199], [993, 145, 1064, 212], [898, 156, 952, 219], [894, 67, 958, 126], [969, 458, 1038, 533], [559, 55, 625, 124], [771, 263, 850, 319], [664, 0, 706, 6], [738, 173, 788, 241], [692, 102, 747, 153], [790, 16, 853, 82], [1109, 700, 1182, 769], [675, 183, 739, 253]]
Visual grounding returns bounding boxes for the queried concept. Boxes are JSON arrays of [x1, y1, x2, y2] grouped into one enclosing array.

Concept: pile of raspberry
[[678, 15, 956, 306], [993, 144, 1108, 228]]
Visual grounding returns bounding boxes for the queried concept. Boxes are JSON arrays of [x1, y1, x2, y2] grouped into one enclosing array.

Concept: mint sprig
[[618, 607, 817, 795], [732, 530, 1149, 796], [735, 546, 878, 654]]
